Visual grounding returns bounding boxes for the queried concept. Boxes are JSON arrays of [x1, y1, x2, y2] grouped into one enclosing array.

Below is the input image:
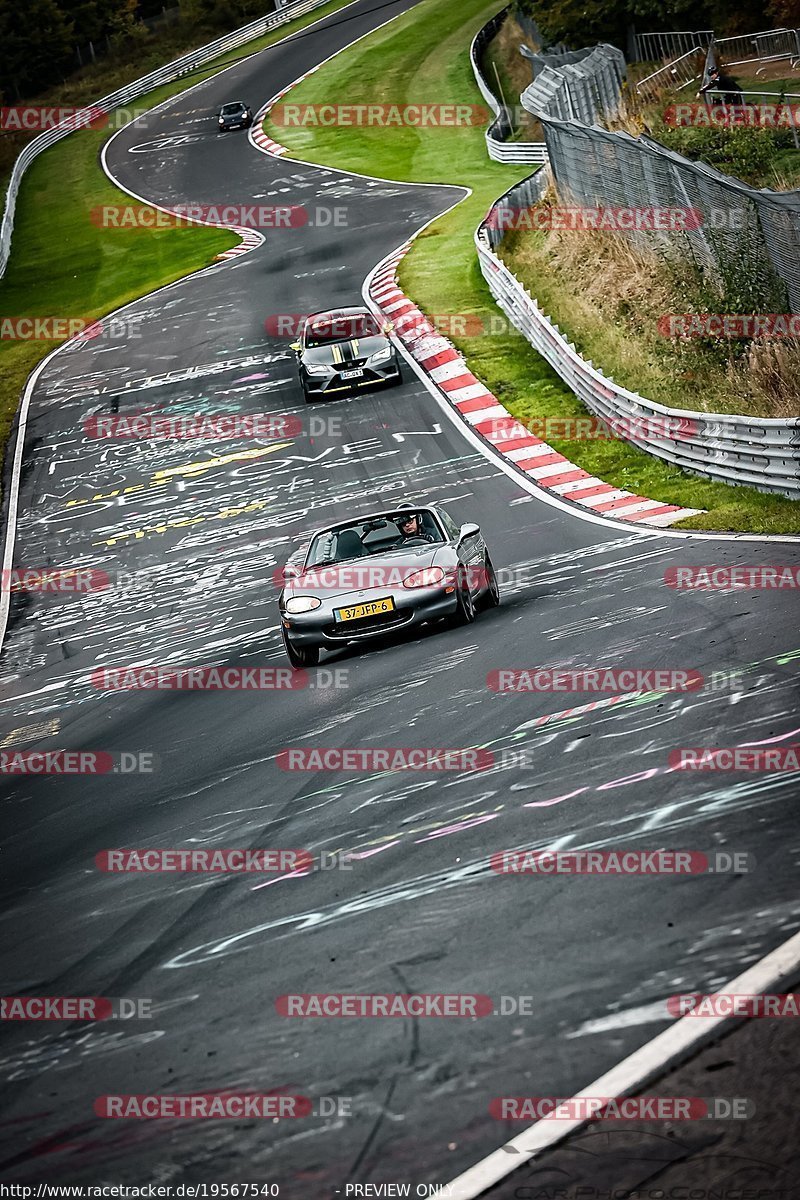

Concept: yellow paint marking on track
[[152, 445, 291, 481], [0, 718, 61, 747], [66, 444, 293, 507], [92, 497, 271, 547]]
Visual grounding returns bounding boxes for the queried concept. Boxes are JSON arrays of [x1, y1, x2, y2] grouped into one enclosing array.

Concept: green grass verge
[[263, 0, 800, 534], [0, 0, 357, 475]]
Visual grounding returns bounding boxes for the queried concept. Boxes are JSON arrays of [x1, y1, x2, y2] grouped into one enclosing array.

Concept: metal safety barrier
[[632, 30, 714, 63], [0, 0, 332, 278], [469, 7, 548, 164], [521, 44, 626, 125], [475, 172, 800, 497]]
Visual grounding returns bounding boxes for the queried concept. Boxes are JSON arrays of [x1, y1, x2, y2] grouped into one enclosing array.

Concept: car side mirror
[[282, 562, 301, 580], [381, 320, 394, 334], [290, 342, 301, 352], [458, 522, 480, 542]]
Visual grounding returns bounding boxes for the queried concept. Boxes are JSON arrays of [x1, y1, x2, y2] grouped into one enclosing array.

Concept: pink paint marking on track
[[251, 867, 312, 891], [349, 841, 402, 860], [414, 815, 500, 843], [523, 788, 589, 808]]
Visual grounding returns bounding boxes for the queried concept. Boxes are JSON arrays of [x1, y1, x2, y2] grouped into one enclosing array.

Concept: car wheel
[[482, 553, 500, 608], [300, 379, 313, 403], [394, 359, 403, 385], [281, 625, 320, 667], [451, 566, 476, 625]]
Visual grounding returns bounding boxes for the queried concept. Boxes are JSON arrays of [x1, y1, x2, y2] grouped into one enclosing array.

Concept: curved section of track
[[1, 1, 799, 1191]]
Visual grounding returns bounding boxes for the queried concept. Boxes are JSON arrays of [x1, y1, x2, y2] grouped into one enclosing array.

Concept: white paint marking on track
[[0, 0, 372, 656], [445, 927, 800, 1198]]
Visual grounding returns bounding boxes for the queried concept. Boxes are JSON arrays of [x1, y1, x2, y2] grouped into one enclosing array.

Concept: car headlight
[[304, 363, 330, 375], [403, 566, 445, 589], [368, 346, 393, 365], [285, 596, 322, 613], [218, 119, 225, 125]]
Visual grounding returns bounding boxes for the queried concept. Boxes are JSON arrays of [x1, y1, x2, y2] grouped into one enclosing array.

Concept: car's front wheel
[[482, 553, 500, 608], [281, 625, 320, 667], [300, 378, 313, 403], [451, 566, 476, 625]]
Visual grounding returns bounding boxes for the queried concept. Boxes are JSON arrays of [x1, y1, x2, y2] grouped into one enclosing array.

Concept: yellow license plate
[[335, 597, 395, 622]]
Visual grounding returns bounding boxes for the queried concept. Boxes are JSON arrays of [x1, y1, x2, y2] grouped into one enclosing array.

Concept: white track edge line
[[445, 926, 800, 1198]]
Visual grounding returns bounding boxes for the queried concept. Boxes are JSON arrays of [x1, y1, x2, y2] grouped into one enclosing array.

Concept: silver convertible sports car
[[278, 503, 500, 667]]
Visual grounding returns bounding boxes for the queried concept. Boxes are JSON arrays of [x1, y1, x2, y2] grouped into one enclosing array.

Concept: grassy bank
[[0, 0, 356, 472], [264, 0, 800, 533]]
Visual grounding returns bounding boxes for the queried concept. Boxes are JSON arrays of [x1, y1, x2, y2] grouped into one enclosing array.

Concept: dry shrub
[[738, 340, 800, 417], [502, 189, 799, 416]]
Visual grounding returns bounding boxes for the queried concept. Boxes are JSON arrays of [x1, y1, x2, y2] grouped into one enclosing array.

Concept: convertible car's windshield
[[305, 513, 445, 567]]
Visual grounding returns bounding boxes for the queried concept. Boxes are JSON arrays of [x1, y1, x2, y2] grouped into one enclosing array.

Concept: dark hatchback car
[[291, 307, 403, 401], [278, 504, 500, 666], [216, 101, 253, 131]]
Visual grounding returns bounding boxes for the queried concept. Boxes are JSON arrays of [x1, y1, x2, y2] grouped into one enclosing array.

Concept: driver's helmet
[[396, 505, 421, 536]]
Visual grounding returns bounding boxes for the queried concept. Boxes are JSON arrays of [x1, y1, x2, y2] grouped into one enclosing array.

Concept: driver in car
[[397, 511, 435, 544]]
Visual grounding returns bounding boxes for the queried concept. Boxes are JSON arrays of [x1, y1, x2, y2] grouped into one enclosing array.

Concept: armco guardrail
[[476, 174, 800, 498], [0, 0, 330, 279], [469, 7, 548, 164], [521, 43, 625, 125]]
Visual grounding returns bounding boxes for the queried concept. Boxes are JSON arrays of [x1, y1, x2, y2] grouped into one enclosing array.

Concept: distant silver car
[[278, 503, 500, 667]]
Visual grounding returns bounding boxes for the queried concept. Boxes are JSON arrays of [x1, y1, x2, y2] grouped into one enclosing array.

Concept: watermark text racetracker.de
[[83, 411, 302, 440], [670, 746, 800, 771], [490, 848, 754, 875], [270, 102, 489, 126], [90, 665, 349, 691], [0, 316, 143, 342], [486, 205, 702, 232], [665, 565, 800, 589], [95, 848, 313, 873], [1, 996, 152, 1020], [3, 567, 111, 593], [275, 747, 544, 771], [96, 847, 355, 874], [488, 666, 746, 694], [0, 1189, 284, 1199], [91, 204, 348, 229], [0, 751, 156, 775], [490, 1095, 753, 1120], [478, 414, 698, 440], [0, 105, 148, 132], [94, 1093, 351, 1119], [668, 992, 800, 1017], [487, 668, 704, 693], [660, 313, 800, 338], [664, 100, 800, 128]]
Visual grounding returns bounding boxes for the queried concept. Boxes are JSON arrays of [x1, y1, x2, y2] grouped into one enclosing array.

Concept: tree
[[765, 0, 800, 25], [517, 0, 772, 51], [0, 0, 74, 97]]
